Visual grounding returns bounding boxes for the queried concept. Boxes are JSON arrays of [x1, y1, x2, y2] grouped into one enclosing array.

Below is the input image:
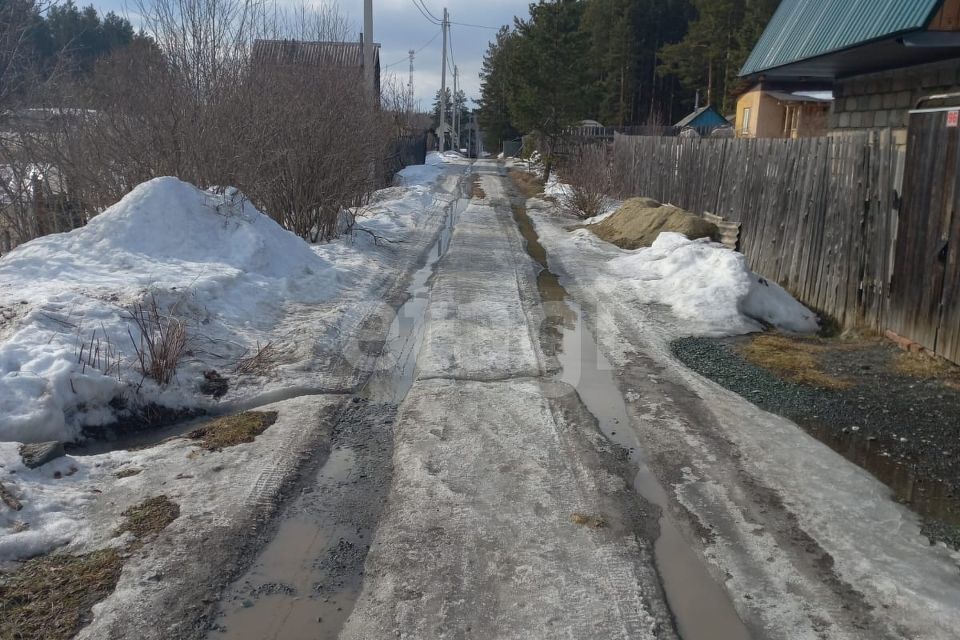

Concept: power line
[[410, 0, 441, 25], [384, 30, 441, 69], [413, 0, 443, 24], [415, 30, 442, 54], [446, 23, 456, 73], [450, 21, 499, 30]]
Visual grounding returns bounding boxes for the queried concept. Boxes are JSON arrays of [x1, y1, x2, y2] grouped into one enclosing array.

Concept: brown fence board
[[610, 127, 960, 364]]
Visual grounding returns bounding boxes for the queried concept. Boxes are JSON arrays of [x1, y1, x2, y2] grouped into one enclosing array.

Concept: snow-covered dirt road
[[368, 162, 960, 639], [9, 157, 958, 639], [210, 160, 960, 639]]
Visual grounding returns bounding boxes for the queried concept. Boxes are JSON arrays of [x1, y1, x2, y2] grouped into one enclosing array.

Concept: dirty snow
[[537, 173, 815, 335], [608, 232, 819, 335], [0, 152, 462, 563], [523, 189, 960, 639], [393, 150, 446, 186], [0, 154, 457, 444]]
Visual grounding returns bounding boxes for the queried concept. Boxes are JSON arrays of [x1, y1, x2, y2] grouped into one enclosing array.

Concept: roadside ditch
[[509, 177, 751, 640]]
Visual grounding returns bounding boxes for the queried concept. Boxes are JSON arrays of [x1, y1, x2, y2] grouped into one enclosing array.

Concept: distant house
[[251, 38, 381, 100], [740, 0, 960, 142], [735, 84, 831, 138], [673, 106, 731, 134]]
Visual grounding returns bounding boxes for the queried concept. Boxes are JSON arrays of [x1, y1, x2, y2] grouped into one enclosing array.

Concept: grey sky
[[87, 0, 530, 108], [361, 0, 525, 107]]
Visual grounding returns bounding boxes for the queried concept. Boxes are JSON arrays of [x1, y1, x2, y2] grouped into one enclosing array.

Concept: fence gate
[[888, 108, 960, 363]]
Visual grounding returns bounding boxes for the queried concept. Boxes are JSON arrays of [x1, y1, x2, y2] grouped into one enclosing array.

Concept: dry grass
[[232, 341, 279, 376], [739, 334, 851, 390], [187, 411, 279, 450], [115, 495, 179, 540], [590, 198, 717, 249], [114, 467, 142, 479], [570, 513, 607, 529], [0, 549, 124, 640], [894, 351, 960, 389], [0, 494, 180, 639], [471, 175, 486, 199], [509, 170, 545, 199], [127, 295, 188, 387]]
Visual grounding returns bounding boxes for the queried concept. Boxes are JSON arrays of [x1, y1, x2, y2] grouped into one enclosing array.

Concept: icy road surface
[[342, 162, 960, 640], [208, 160, 960, 639]]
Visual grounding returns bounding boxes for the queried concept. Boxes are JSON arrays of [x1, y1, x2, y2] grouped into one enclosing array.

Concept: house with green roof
[[738, 0, 960, 139]]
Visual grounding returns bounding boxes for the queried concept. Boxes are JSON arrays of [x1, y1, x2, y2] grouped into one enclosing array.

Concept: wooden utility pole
[[439, 7, 448, 152], [363, 0, 375, 101], [454, 65, 460, 151]]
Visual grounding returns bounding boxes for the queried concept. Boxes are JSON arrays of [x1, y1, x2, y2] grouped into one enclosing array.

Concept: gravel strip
[[672, 335, 960, 549]]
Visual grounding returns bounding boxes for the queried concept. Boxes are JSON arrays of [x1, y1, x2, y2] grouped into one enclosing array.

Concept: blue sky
[[86, 0, 531, 107]]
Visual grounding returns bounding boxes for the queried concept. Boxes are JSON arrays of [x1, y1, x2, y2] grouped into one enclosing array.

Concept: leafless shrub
[[238, 62, 391, 242], [557, 144, 613, 220], [75, 326, 122, 380], [127, 295, 188, 386], [232, 340, 279, 375], [381, 75, 430, 138], [19, 0, 399, 245]]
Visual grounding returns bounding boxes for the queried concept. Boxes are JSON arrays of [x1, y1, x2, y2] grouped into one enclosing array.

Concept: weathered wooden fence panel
[[888, 111, 960, 363], [610, 130, 956, 360]]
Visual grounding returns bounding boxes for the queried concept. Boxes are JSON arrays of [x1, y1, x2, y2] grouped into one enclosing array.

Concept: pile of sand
[[590, 197, 717, 249]]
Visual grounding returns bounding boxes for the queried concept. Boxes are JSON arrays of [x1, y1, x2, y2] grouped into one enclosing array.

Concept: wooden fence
[[382, 132, 428, 185], [887, 110, 960, 364], [610, 130, 960, 362]]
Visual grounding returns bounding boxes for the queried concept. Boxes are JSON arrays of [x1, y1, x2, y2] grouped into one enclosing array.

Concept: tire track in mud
[[207, 169, 473, 640], [508, 183, 751, 640]]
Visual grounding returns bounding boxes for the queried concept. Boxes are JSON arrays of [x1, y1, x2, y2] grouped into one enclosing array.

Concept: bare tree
[[4, 0, 401, 248]]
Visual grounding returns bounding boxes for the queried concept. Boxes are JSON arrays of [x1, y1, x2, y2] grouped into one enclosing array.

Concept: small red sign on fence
[[947, 110, 959, 128]]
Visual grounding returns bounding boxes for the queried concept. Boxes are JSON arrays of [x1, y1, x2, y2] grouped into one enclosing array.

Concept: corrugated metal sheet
[[740, 0, 941, 76], [252, 39, 379, 68], [674, 105, 729, 128]]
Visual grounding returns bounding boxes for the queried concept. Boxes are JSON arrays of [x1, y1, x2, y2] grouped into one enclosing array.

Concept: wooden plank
[[608, 128, 957, 363], [935, 124, 960, 361]]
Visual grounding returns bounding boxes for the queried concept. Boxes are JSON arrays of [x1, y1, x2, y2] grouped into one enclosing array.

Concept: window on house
[[742, 107, 752, 133]]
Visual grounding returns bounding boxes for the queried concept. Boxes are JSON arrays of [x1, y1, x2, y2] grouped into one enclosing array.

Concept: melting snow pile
[[0, 177, 337, 444], [608, 232, 819, 336], [394, 151, 446, 186]]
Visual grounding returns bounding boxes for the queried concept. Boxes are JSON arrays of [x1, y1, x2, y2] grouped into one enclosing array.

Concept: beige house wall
[[736, 89, 806, 138]]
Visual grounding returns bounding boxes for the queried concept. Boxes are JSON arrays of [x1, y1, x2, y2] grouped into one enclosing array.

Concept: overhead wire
[[413, 0, 443, 24], [450, 21, 498, 30], [383, 29, 442, 69]]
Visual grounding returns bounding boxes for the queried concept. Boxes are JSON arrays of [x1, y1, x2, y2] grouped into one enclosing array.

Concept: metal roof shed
[[674, 105, 730, 129], [740, 0, 959, 81]]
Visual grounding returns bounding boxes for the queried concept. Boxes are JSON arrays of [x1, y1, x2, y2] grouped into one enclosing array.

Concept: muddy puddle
[[806, 422, 960, 528], [511, 200, 751, 640], [207, 170, 472, 640]]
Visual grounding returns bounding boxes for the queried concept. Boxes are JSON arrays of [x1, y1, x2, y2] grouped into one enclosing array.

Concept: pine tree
[[431, 87, 452, 129], [478, 26, 518, 150], [506, 0, 590, 179], [656, 0, 776, 115], [657, 0, 744, 113]]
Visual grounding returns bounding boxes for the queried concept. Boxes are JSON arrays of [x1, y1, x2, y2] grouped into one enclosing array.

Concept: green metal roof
[[740, 0, 943, 77]]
